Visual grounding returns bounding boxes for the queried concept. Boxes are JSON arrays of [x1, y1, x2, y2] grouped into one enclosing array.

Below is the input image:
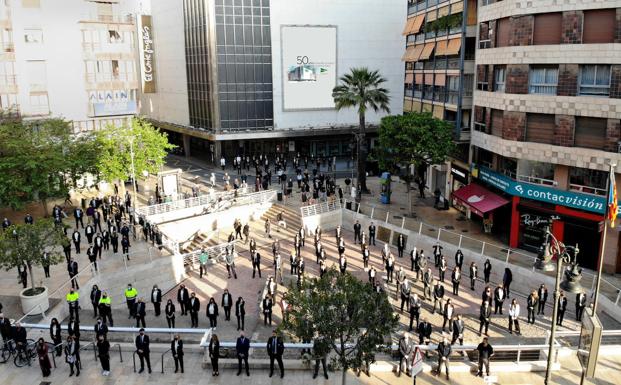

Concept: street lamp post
[[543, 231, 579, 385]]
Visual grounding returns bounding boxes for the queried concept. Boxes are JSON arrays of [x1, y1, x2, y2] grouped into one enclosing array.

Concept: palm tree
[[332, 68, 390, 193]]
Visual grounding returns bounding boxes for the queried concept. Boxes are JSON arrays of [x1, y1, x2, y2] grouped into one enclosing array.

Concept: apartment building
[[466, 0, 621, 272], [140, 0, 405, 161], [0, 0, 140, 131], [402, 0, 478, 199]]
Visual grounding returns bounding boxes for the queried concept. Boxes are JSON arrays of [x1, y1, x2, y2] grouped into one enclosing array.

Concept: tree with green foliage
[[95, 117, 175, 193], [376, 112, 456, 215], [0, 219, 66, 294], [0, 118, 100, 214], [280, 268, 398, 384], [333, 68, 390, 194]]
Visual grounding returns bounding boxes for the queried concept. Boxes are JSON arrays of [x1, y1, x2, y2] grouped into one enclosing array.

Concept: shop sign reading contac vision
[[473, 166, 607, 215]]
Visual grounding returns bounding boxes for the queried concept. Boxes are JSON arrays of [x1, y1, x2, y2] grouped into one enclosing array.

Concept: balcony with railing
[[569, 184, 606, 196], [517, 174, 557, 187], [80, 13, 134, 24]]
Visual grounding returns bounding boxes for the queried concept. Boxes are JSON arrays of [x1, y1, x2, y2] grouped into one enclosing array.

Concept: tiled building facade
[[470, 0, 621, 272]]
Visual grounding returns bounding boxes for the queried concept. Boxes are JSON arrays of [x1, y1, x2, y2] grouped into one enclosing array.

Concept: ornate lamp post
[[544, 231, 579, 385]]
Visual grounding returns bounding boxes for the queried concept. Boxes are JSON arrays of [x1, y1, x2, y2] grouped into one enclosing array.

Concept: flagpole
[[592, 163, 615, 314]]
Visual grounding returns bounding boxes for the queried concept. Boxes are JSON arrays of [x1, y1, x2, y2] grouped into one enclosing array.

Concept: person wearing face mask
[[96, 334, 110, 376], [135, 328, 151, 374], [98, 291, 113, 326], [36, 337, 51, 377], [189, 292, 201, 328], [94, 317, 108, 340], [65, 335, 81, 377], [165, 299, 176, 328], [171, 334, 184, 373], [236, 331, 250, 376], [207, 297, 219, 329]]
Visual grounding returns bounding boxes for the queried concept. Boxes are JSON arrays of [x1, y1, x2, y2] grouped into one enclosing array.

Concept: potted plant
[[0, 218, 66, 315]]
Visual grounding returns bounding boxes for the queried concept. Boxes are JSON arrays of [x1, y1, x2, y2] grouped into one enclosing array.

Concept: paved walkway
[[0, 347, 620, 385]]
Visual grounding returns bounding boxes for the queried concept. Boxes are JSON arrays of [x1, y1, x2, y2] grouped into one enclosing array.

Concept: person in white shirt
[[508, 298, 521, 335]]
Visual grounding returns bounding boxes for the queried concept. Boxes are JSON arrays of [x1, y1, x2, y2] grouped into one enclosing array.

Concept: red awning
[[452, 184, 510, 217]]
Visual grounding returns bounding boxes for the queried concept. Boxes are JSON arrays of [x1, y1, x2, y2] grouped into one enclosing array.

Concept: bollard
[[370, 206, 375, 219], [401, 217, 405, 229], [385, 212, 389, 223], [458, 235, 463, 249], [436, 228, 442, 242]]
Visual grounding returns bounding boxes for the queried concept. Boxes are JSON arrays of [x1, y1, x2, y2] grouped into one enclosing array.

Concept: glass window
[[579, 65, 610, 96], [529, 66, 558, 95], [493, 66, 505, 92], [24, 28, 42, 44]]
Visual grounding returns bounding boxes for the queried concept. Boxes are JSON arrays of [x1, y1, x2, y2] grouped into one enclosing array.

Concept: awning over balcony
[[401, 44, 424, 61], [452, 183, 510, 217], [419, 42, 436, 60], [446, 37, 462, 55], [435, 40, 449, 56], [405, 73, 414, 83], [402, 14, 425, 35]]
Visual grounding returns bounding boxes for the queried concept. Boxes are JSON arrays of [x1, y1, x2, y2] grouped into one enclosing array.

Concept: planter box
[[20, 286, 49, 315]]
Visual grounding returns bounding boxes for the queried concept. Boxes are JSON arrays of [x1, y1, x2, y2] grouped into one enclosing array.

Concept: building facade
[[0, 0, 139, 131], [140, 0, 405, 162], [402, 0, 477, 199], [467, 0, 621, 272]]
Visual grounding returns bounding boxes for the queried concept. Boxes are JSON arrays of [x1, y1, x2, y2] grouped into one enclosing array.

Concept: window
[[526, 113, 555, 144], [24, 28, 42, 43], [1, 28, 13, 52], [533, 13, 561, 45], [29, 92, 49, 115], [491, 109, 504, 137], [111, 60, 119, 79], [21, 0, 40, 8], [493, 66, 506, 92], [569, 168, 607, 195], [582, 9, 615, 44], [477, 65, 489, 91], [495, 18, 511, 47], [574, 117, 606, 150], [529, 66, 558, 95], [579, 65, 610, 96], [0, 93, 18, 111], [26, 60, 46, 88], [0, 61, 14, 85], [108, 30, 122, 43]]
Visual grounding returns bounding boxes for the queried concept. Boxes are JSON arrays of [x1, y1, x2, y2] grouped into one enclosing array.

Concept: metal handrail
[[136, 187, 251, 217], [160, 348, 171, 373], [79, 340, 97, 362], [300, 199, 342, 217], [181, 240, 237, 267], [132, 350, 138, 372], [49, 341, 64, 368], [112, 343, 123, 362]]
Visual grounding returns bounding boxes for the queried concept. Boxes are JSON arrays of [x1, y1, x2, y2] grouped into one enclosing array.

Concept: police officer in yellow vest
[[66, 288, 80, 322], [98, 291, 113, 326], [125, 284, 138, 319]]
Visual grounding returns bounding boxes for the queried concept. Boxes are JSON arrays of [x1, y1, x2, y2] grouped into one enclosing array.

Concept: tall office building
[[0, 0, 140, 131], [402, 0, 478, 199], [140, 0, 405, 161], [466, 1, 621, 272]]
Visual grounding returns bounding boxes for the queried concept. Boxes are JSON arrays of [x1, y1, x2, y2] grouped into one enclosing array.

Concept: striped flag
[[608, 165, 617, 228]]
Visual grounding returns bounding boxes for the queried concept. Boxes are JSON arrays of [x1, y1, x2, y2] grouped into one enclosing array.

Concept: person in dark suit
[[165, 299, 176, 328], [454, 249, 464, 269], [483, 259, 492, 283], [397, 333, 413, 377], [451, 314, 465, 348], [251, 251, 261, 278], [408, 294, 421, 331], [353, 220, 361, 243], [110, 230, 118, 253], [312, 335, 329, 379], [177, 284, 190, 316], [209, 334, 220, 376], [90, 285, 101, 317], [267, 330, 285, 378], [67, 258, 79, 289], [576, 291, 587, 321], [49, 318, 62, 356], [151, 285, 162, 316], [479, 301, 492, 336], [436, 336, 452, 380], [469, 262, 478, 291], [134, 298, 146, 328], [527, 291, 538, 324], [42, 252, 51, 278], [207, 297, 219, 328], [557, 291, 568, 326], [236, 297, 245, 331], [65, 335, 80, 377], [222, 289, 233, 321], [74, 208, 84, 229], [451, 267, 461, 296], [494, 284, 506, 314], [171, 334, 184, 373], [537, 284, 548, 315], [94, 317, 108, 340], [189, 292, 201, 328], [397, 234, 406, 258], [432, 280, 445, 314], [417, 319, 432, 354], [263, 294, 273, 325], [96, 334, 110, 376], [67, 317, 80, 340], [135, 329, 151, 373], [236, 331, 250, 376], [368, 222, 376, 245], [503, 267, 513, 297]]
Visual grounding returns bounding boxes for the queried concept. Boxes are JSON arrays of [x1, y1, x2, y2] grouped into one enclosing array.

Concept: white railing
[[181, 240, 238, 267], [569, 183, 606, 196], [517, 174, 558, 187], [300, 199, 342, 217], [136, 187, 251, 217]]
